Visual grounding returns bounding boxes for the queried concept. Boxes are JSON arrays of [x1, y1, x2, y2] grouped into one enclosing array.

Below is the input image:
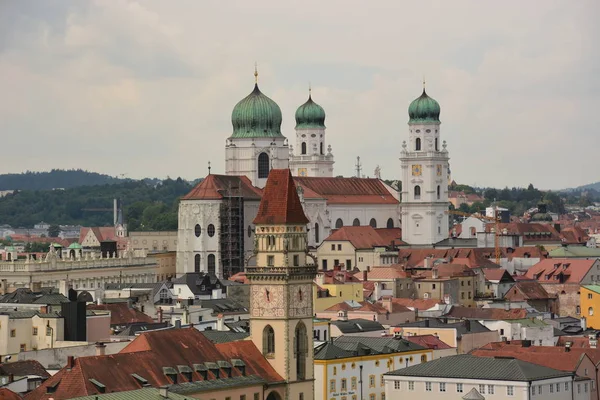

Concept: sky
[[0, 0, 598, 190]]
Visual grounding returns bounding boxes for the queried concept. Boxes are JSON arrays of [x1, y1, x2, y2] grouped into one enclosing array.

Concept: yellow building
[[314, 270, 364, 312], [581, 285, 600, 329]]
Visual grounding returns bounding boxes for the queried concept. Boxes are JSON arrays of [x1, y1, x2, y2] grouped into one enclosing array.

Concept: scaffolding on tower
[[218, 180, 245, 279]]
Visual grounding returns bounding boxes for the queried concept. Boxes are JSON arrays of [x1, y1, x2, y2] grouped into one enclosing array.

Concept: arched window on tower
[[258, 152, 270, 179], [352, 218, 360, 226], [335, 218, 343, 229], [295, 322, 308, 380], [369, 218, 377, 228], [301, 142, 307, 155], [194, 254, 200, 273], [415, 138, 421, 151], [263, 325, 275, 356], [315, 223, 320, 243], [320, 142, 324, 155], [435, 138, 439, 151], [437, 185, 441, 200], [207, 254, 216, 276], [414, 185, 421, 200]]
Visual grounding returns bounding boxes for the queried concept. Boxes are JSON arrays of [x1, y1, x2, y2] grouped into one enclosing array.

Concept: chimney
[[315, 273, 324, 286], [158, 386, 169, 398], [67, 356, 74, 370], [381, 296, 393, 313], [96, 297, 103, 305], [95, 342, 106, 356], [424, 257, 430, 269], [59, 280, 69, 297], [338, 310, 348, 321], [175, 319, 181, 329], [432, 268, 439, 279], [157, 308, 163, 323], [363, 270, 368, 282], [8, 374, 14, 383], [217, 313, 225, 331]]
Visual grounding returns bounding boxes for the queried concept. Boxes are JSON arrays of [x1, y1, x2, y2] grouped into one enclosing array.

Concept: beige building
[[152, 252, 176, 282], [412, 263, 476, 307], [0, 311, 65, 356], [129, 231, 177, 252]]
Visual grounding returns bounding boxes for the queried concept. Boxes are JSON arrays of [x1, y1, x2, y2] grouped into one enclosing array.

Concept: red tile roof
[[0, 360, 50, 378], [556, 336, 591, 348], [27, 328, 282, 400], [253, 169, 309, 225], [318, 268, 362, 284], [471, 348, 587, 373], [524, 259, 597, 283], [0, 388, 22, 400], [228, 272, 248, 284], [560, 226, 590, 244], [324, 226, 399, 249], [475, 340, 600, 366], [182, 175, 262, 201], [389, 298, 444, 310], [482, 268, 514, 282], [374, 228, 403, 245], [503, 281, 554, 300], [403, 334, 453, 350], [444, 306, 527, 320], [87, 303, 154, 326], [356, 266, 409, 280], [398, 248, 499, 269], [293, 176, 399, 205]]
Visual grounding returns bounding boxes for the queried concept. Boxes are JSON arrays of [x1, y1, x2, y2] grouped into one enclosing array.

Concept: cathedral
[[176, 71, 450, 277]]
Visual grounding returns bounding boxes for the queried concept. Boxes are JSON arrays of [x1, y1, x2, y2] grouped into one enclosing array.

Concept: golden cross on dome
[[254, 62, 258, 84], [309, 82, 312, 97], [423, 76, 426, 90]]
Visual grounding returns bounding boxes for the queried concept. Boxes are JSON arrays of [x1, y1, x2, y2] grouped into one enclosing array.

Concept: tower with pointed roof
[[289, 88, 334, 177], [400, 83, 449, 245], [225, 67, 290, 188], [247, 169, 316, 400]]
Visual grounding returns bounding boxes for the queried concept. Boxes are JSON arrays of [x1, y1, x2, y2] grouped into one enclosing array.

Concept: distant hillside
[[0, 169, 126, 190], [568, 181, 600, 192]]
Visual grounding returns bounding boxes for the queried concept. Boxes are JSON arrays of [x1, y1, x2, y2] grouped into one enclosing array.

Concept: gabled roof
[[462, 388, 485, 400], [397, 319, 491, 337], [355, 266, 409, 280], [253, 169, 308, 225], [0, 360, 50, 378], [315, 336, 426, 360], [385, 354, 572, 381], [398, 248, 499, 269], [443, 306, 528, 320], [482, 268, 515, 283], [484, 223, 561, 243], [504, 281, 554, 300], [324, 226, 401, 249], [387, 298, 443, 311], [524, 258, 597, 283], [324, 300, 402, 315], [87, 303, 153, 326], [471, 347, 588, 373], [402, 334, 453, 350], [182, 175, 262, 201], [559, 226, 590, 244], [331, 318, 385, 334], [293, 176, 399, 205], [0, 388, 22, 400]]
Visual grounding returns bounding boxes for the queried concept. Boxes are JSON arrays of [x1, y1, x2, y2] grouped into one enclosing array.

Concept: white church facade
[[177, 72, 450, 277]]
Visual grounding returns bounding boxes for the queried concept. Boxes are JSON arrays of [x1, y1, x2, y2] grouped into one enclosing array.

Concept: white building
[[482, 319, 554, 346], [385, 354, 589, 400], [400, 86, 450, 245]]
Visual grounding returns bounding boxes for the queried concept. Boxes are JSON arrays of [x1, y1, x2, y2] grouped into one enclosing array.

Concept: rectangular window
[[556, 383, 560, 392], [19, 344, 26, 352], [323, 259, 328, 270], [578, 384, 581, 394], [539, 386, 542, 395], [32, 327, 38, 335], [589, 293, 593, 299], [338, 244, 342, 251], [461, 281, 464, 286], [531, 386, 535, 396], [299, 394, 303, 400], [381, 393, 385, 400], [479, 384, 486, 394], [488, 385, 494, 394], [432, 283, 436, 289], [352, 377, 357, 390], [240, 396, 246, 400], [408, 381, 414, 391], [425, 382, 432, 392], [550, 384, 554, 393], [507, 385, 514, 396], [254, 394, 259, 400], [341, 379, 347, 391], [10, 329, 16, 337], [346, 260, 352, 270], [329, 380, 336, 392], [461, 292, 465, 299], [457, 383, 463, 393], [380, 375, 384, 386], [369, 395, 375, 400], [565, 382, 569, 391], [267, 255, 274, 266], [293, 255, 299, 266], [468, 292, 472, 299], [369, 375, 375, 388], [440, 382, 446, 392], [468, 281, 471, 286], [394, 381, 401, 390], [585, 383, 588, 392], [331, 244, 335, 251], [500, 329, 504, 335], [592, 381, 595, 390]]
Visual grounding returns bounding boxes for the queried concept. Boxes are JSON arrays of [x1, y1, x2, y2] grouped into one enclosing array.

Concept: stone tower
[[248, 169, 316, 400], [400, 85, 449, 245], [289, 88, 334, 177]]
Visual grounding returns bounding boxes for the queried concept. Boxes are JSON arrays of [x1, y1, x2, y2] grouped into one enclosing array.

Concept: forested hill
[[0, 169, 128, 190], [0, 178, 194, 231]]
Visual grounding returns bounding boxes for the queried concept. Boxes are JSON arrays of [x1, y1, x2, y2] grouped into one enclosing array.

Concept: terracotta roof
[[356, 266, 409, 280], [324, 226, 401, 249], [0, 360, 50, 378], [228, 272, 248, 284], [556, 336, 591, 348], [388, 298, 443, 311], [485, 223, 561, 243], [87, 303, 154, 326], [471, 348, 587, 373], [318, 268, 362, 284], [524, 259, 597, 283], [403, 334, 453, 350], [324, 300, 391, 314], [253, 169, 308, 225], [26, 328, 282, 400], [398, 248, 499, 269], [504, 281, 554, 301], [182, 175, 262, 201], [482, 268, 514, 282], [475, 341, 600, 367], [443, 306, 527, 320], [79, 227, 119, 244], [292, 176, 399, 205], [560, 226, 590, 244], [0, 388, 22, 400], [374, 228, 403, 244], [412, 263, 475, 279]]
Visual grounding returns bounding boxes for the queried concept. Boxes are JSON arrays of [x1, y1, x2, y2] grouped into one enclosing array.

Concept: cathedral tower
[[225, 68, 289, 188], [400, 84, 449, 245], [248, 169, 316, 400], [289, 88, 334, 177]]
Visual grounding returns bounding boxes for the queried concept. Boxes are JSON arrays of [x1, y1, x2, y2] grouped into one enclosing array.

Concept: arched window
[[194, 254, 201, 273], [386, 218, 394, 228], [437, 185, 441, 200], [295, 322, 308, 380], [207, 254, 216, 276], [258, 152, 270, 179], [589, 307, 594, 316], [369, 218, 377, 228], [263, 325, 275, 355], [470, 227, 476, 237], [207, 224, 216, 237], [335, 218, 343, 229], [415, 138, 421, 151], [414, 185, 421, 200], [352, 218, 360, 226], [320, 142, 324, 155], [435, 138, 439, 151], [301, 142, 307, 155], [315, 223, 320, 243], [194, 224, 201, 237]]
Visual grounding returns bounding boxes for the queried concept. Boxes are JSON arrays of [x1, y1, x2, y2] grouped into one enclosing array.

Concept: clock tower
[[400, 84, 449, 245], [248, 169, 316, 400]]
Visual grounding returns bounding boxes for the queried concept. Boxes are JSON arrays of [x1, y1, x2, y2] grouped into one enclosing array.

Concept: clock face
[[290, 284, 312, 317], [251, 285, 285, 317], [298, 168, 307, 177], [436, 164, 442, 176], [412, 164, 422, 176]]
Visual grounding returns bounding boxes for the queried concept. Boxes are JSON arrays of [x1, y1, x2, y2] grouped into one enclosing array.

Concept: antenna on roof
[[208, 161, 211, 175], [355, 156, 362, 178]]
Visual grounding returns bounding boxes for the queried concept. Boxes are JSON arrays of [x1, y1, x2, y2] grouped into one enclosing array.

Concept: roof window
[[177, 365, 194, 382], [131, 373, 149, 386], [162, 367, 178, 383], [193, 363, 208, 380], [231, 359, 246, 376], [89, 378, 106, 393]]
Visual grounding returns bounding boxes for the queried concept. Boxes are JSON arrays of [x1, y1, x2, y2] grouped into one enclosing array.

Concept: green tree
[[48, 225, 61, 237]]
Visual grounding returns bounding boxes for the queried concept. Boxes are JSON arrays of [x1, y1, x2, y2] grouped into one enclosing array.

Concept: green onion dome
[[408, 89, 441, 124], [295, 93, 326, 129], [231, 84, 283, 138]]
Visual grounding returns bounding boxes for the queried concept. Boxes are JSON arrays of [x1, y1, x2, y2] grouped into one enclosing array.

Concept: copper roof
[[253, 169, 308, 225], [293, 176, 399, 205], [182, 175, 262, 201]]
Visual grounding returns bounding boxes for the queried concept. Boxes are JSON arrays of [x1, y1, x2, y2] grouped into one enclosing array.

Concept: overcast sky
[[0, 1, 598, 189]]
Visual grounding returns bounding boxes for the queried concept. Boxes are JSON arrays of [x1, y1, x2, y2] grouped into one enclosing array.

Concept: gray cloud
[[0, 0, 598, 189]]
